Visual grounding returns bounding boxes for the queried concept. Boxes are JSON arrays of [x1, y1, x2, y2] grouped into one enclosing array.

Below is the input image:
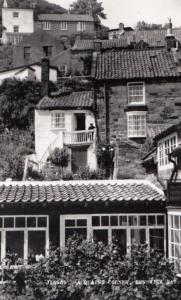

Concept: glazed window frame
[[51, 111, 65, 130], [127, 82, 145, 105], [77, 21, 86, 31], [60, 21, 68, 31], [0, 215, 49, 263], [13, 25, 19, 33], [13, 12, 19, 18], [60, 214, 166, 254], [43, 21, 51, 30], [127, 111, 147, 138], [158, 133, 177, 170], [168, 212, 181, 270]]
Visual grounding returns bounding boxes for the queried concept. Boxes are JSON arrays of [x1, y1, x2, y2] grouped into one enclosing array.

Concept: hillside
[[0, 0, 67, 20]]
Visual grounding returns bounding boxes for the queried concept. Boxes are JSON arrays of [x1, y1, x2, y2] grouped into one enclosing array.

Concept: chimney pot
[[165, 18, 176, 51], [119, 23, 124, 31]]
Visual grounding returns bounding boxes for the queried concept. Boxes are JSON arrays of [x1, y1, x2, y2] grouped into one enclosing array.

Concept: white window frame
[[51, 111, 65, 130], [128, 82, 145, 105], [0, 215, 49, 262], [60, 214, 166, 254], [77, 21, 86, 31], [13, 25, 19, 33], [43, 21, 51, 30], [60, 21, 68, 30], [127, 111, 147, 138], [59, 64, 68, 76], [158, 133, 177, 170], [13, 12, 19, 18], [168, 211, 181, 269]]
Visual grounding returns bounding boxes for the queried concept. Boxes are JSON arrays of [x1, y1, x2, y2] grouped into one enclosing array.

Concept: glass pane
[[27, 217, 36, 227], [112, 229, 127, 255], [15, 217, 25, 228], [129, 216, 137, 226], [157, 215, 164, 226], [77, 219, 87, 227], [171, 244, 174, 257], [28, 231, 46, 257], [171, 230, 174, 243], [131, 229, 146, 244], [110, 216, 118, 226], [92, 216, 100, 227], [171, 216, 173, 228], [175, 216, 179, 229], [65, 228, 87, 242], [101, 216, 109, 226], [149, 229, 164, 253], [6, 231, 24, 259], [139, 216, 146, 226], [175, 244, 180, 258], [4, 217, 14, 228], [65, 220, 75, 227], [0, 218, 2, 228], [119, 216, 127, 226], [148, 216, 156, 226], [38, 217, 47, 227], [175, 230, 180, 244], [93, 230, 108, 245]]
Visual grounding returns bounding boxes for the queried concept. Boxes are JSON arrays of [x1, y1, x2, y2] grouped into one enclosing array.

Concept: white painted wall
[[2, 8, 34, 33], [31, 64, 57, 82]]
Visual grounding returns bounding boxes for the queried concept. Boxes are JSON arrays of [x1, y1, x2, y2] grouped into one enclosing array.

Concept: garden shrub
[[1, 236, 181, 300]]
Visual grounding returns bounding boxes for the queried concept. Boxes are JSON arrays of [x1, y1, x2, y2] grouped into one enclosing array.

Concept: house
[[13, 30, 64, 68], [0, 180, 165, 261], [1, 0, 34, 45], [35, 90, 97, 173], [91, 28, 181, 179], [108, 23, 133, 40], [37, 13, 94, 41], [0, 62, 58, 84]]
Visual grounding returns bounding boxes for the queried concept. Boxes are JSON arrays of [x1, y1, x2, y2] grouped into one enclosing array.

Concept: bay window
[[158, 133, 177, 169], [127, 111, 147, 138]]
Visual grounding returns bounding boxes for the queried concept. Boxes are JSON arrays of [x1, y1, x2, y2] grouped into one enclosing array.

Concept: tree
[[70, 0, 106, 29], [136, 20, 167, 30]]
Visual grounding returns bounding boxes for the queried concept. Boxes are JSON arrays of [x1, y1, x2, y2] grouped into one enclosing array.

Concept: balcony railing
[[64, 129, 96, 145]]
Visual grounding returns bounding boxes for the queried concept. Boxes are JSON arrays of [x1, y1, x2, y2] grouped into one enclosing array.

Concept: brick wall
[[96, 79, 181, 179]]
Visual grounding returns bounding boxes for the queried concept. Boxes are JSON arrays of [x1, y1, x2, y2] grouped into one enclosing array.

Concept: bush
[[74, 166, 107, 180], [48, 148, 70, 177], [1, 237, 181, 300]]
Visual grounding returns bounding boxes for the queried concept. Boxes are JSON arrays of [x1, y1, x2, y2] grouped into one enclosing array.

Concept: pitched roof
[[0, 180, 165, 203], [93, 48, 180, 80], [38, 13, 94, 22], [147, 123, 174, 139], [37, 90, 94, 110], [72, 39, 128, 51], [154, 120, 181, 141]]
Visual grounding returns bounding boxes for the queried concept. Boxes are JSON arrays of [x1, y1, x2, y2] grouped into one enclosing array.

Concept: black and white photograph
[[0, 0, 181, 299]]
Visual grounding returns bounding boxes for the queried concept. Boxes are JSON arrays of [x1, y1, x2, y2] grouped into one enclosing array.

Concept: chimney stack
[[41, 57, 49, 97], [165, 19, 176, 51], [93, 41, 102, 52]]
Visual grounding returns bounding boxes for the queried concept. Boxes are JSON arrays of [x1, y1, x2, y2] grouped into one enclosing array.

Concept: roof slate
[[37, 91, 94, 110], [38, 13, 94, 22], [0, 180, 165, 203], [93, 49, 180, 80], [72, 39, 128, 51]]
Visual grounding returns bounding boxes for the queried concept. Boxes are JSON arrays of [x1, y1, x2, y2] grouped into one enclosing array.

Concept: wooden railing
[[64, 129, 96, 145]]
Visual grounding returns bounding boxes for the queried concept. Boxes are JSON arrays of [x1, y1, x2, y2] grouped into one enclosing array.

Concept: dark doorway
[[76, 114, 85, 131], [71, 146, 87, 173]]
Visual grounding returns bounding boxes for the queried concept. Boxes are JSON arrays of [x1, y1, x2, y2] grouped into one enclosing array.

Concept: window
[[13, 12, 19, 18], [60, 21, 67, 30], [168, 213, 181, 269], [128, 82, 145, 104], [0, 216, 49, 262], [59, 64, 67, 76], [51, 112, 65, 129], [60, 214, 165, 254], [127, 112, 147, 138], [43, 46, 53, 57], [24, 47, 31, 59], [77, 22, 86, 31], [13, 25, 19, 33], [43, 22, 51, 30], [158, 134, 177, 169]]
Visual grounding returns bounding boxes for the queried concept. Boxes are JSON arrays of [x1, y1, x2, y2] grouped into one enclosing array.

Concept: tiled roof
[[147, 123, 174, 139], [123, 28, 181, 47], [93, 49, 180, 80], [38, 13, 94, 22], [154, 120, 181, 141], [72, 39, 128, 51], [0, 180, 165, 203], [37, 91, 94, 110]]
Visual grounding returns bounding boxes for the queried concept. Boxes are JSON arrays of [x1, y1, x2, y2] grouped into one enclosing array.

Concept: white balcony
[[64, 129, 96, 145]]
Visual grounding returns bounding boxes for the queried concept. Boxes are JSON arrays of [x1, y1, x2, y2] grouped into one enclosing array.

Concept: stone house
[[1, 0, 34, 45]]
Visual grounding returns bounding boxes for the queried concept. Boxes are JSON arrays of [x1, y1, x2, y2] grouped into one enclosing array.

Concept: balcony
[[64, 129, 96, 145]]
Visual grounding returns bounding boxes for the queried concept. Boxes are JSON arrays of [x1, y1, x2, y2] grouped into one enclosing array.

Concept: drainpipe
[[104, 82, 110, 143]]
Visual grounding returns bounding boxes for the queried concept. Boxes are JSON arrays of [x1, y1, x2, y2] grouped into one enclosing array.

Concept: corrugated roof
[[0, 180, 165, 203], [37, 91, 94, 110], [93, 48, 180, 80], [38, 13, 94, 22]]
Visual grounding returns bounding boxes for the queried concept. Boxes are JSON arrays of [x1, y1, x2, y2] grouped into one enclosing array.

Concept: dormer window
[[128, 82, 145, 105], [51, 112, 65, 129]]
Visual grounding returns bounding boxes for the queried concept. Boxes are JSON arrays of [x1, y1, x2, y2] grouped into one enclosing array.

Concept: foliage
[[74, 166, 107, 179], [1, 238, 181, 300], [0, 78, 57, 130], [48, 148, 70, 177], [135, 20, 167, 30], [57, 77, 93, 92], [97, 143, 115, 178], [0, 129, 34, 180], [70, 0, 106, 29], [96, 24, 109, 39]]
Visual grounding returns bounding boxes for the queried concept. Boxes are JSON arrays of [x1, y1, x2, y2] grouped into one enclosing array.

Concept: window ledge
[[125, 105, 148, 112]]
